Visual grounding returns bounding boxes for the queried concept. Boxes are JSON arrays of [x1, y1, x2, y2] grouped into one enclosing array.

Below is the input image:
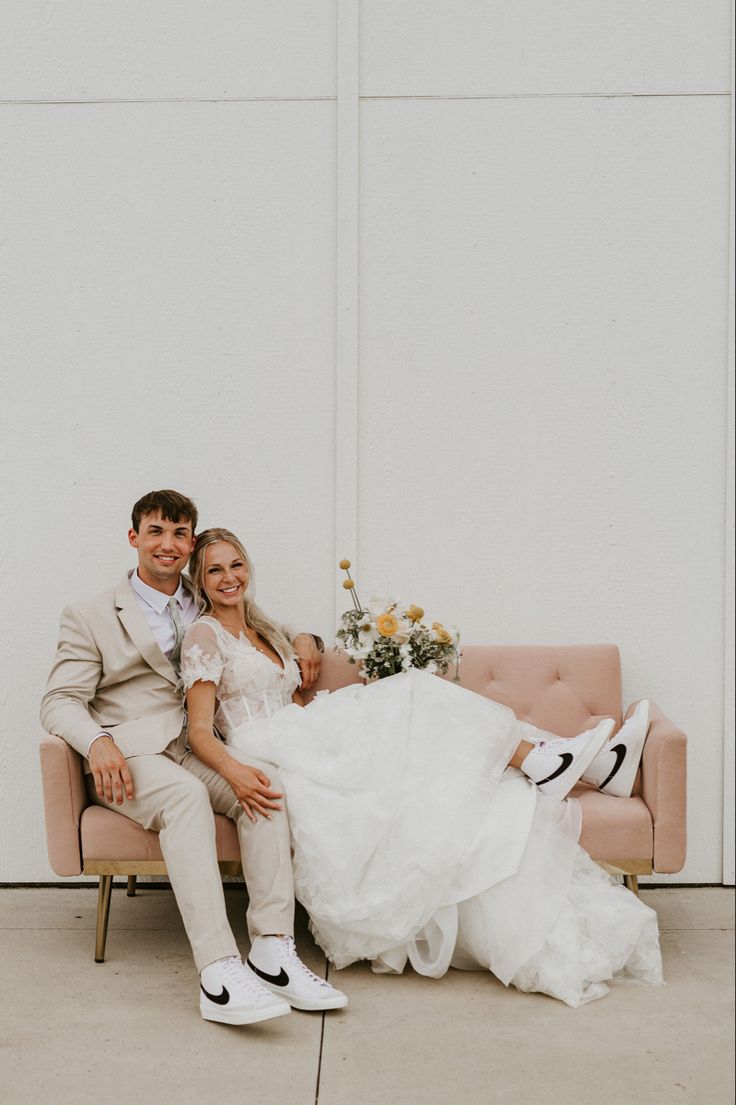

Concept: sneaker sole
[[200, 1000, 291, 1025], [287, 994, 349, 1012], [244, 964, 349, 1012]]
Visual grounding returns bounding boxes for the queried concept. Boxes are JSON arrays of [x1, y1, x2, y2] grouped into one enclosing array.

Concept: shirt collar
[[131, 569, 188, 614]]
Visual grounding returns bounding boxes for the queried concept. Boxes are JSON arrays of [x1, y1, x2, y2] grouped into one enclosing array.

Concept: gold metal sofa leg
[[127, 875, 137, 897], [95, 875, 113, 963], [597, 862, 649, 895]]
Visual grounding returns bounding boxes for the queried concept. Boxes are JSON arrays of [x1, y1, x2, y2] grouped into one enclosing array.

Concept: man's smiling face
[[128, 511, 195, 592]]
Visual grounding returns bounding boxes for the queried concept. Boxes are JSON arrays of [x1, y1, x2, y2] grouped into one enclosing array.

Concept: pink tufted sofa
[[39, 644, 687, 962]]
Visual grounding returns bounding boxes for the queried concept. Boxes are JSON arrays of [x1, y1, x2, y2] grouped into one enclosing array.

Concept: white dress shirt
[[129, 570, 199, 656], [87, 571, 198, 756]]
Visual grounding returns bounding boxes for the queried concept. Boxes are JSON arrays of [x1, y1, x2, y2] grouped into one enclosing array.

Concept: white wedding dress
[[180, 618, 663, 1007]]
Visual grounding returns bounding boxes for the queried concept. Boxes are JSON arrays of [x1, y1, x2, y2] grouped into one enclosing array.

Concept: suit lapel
[[114, 573, 179, 687]]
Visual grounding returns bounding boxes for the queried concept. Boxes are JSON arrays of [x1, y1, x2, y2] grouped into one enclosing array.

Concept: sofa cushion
[[80, 785, 652, 869], [81, 805, 241, 863], [79, 643, 646, 869]]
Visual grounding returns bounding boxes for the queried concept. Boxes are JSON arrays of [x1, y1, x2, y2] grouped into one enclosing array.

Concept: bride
[[180, 528, 663, 1008]]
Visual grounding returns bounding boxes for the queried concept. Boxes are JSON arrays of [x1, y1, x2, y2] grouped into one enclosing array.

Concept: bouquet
[[335, 560, 460, 681]]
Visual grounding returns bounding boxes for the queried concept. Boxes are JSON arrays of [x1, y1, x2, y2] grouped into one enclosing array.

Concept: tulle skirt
[[228, 669, 663, 1007]]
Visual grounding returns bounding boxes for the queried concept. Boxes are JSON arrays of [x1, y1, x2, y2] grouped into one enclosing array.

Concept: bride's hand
[[223, 760, 284, 824]]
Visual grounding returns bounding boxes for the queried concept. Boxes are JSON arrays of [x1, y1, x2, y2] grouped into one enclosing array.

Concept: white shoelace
[[538, 738, 565, 753], [282, 937, 333, 989], [539, 731, 590, 754], [218, 955, 270, 997]]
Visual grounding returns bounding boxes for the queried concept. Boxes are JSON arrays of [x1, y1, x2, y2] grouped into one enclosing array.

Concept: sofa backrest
[[308, 644, 623, 735]]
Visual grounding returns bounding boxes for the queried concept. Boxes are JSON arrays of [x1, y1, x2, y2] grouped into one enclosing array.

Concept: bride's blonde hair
[[189, 528, 294, 663]]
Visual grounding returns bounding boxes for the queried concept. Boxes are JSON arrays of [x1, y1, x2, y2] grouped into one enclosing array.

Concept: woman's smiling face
[[203, 541, 250, 612]]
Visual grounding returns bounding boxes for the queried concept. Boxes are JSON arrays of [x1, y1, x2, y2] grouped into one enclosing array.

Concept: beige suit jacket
[[40, 572, 187, 759]]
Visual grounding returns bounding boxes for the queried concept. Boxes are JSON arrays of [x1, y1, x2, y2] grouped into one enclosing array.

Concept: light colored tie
[[167, 596, 185, 672]]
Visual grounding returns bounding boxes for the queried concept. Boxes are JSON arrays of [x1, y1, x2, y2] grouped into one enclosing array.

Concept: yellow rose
[[406, 605, 424, 623], [339, 559, 352, 570], [376, 613, 399, 637], [435, 627, 452, 645]]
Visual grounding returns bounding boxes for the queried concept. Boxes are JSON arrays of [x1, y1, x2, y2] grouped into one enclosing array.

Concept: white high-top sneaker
[[520, 719, 615, 800], [200, 955, 291, 1025], [582, 700, 651, 798], [246, 936, 349, 1011]]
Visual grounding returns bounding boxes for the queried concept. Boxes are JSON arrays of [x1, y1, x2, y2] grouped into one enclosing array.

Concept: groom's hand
[[292, 633, 321, 690], [89, 737, 134, 806]]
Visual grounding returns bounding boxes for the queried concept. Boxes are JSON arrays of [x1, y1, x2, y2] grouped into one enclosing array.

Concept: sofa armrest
[[39, 734, 88, 876], [632, 700, 687, 874]]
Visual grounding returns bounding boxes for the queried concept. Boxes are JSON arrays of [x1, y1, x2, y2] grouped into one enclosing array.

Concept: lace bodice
[[180, 616, 301, 736]]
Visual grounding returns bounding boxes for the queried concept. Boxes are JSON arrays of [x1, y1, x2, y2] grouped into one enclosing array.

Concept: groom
[[41, 488, 347, 1024]]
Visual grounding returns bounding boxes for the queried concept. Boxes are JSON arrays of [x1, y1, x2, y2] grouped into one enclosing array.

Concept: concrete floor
[[0, 886, 733, 1105]]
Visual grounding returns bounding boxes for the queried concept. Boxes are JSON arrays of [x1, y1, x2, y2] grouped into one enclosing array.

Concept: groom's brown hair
[[131, 489, 199, 533]]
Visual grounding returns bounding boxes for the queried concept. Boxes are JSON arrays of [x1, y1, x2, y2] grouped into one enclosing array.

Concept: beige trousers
[[88, 732, 295, 971]]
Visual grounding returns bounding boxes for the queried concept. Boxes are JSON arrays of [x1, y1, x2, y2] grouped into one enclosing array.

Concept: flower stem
[[342, 567, 363, 613]]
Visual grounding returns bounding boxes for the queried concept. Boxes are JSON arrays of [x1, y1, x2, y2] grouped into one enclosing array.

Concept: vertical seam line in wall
[[335, 0, 360, 618], [721, 54, 735, 885]]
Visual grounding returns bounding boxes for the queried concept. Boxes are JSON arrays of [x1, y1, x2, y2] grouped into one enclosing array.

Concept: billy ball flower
[[339, 558, 363, 612]]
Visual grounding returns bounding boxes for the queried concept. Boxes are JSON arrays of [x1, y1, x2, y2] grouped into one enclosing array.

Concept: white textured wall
[[0, 2, 732, 884]]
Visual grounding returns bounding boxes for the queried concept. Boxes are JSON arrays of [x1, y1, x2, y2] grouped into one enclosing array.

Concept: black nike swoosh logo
[[599, 744, 627, 790], [246, 959, 290, 987], [537, 752, 573, 786], [200, 983, 230, 1006]]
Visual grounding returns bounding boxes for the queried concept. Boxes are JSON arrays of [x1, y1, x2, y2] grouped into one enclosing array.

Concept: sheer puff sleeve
[[180, 620, 225, 692]]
